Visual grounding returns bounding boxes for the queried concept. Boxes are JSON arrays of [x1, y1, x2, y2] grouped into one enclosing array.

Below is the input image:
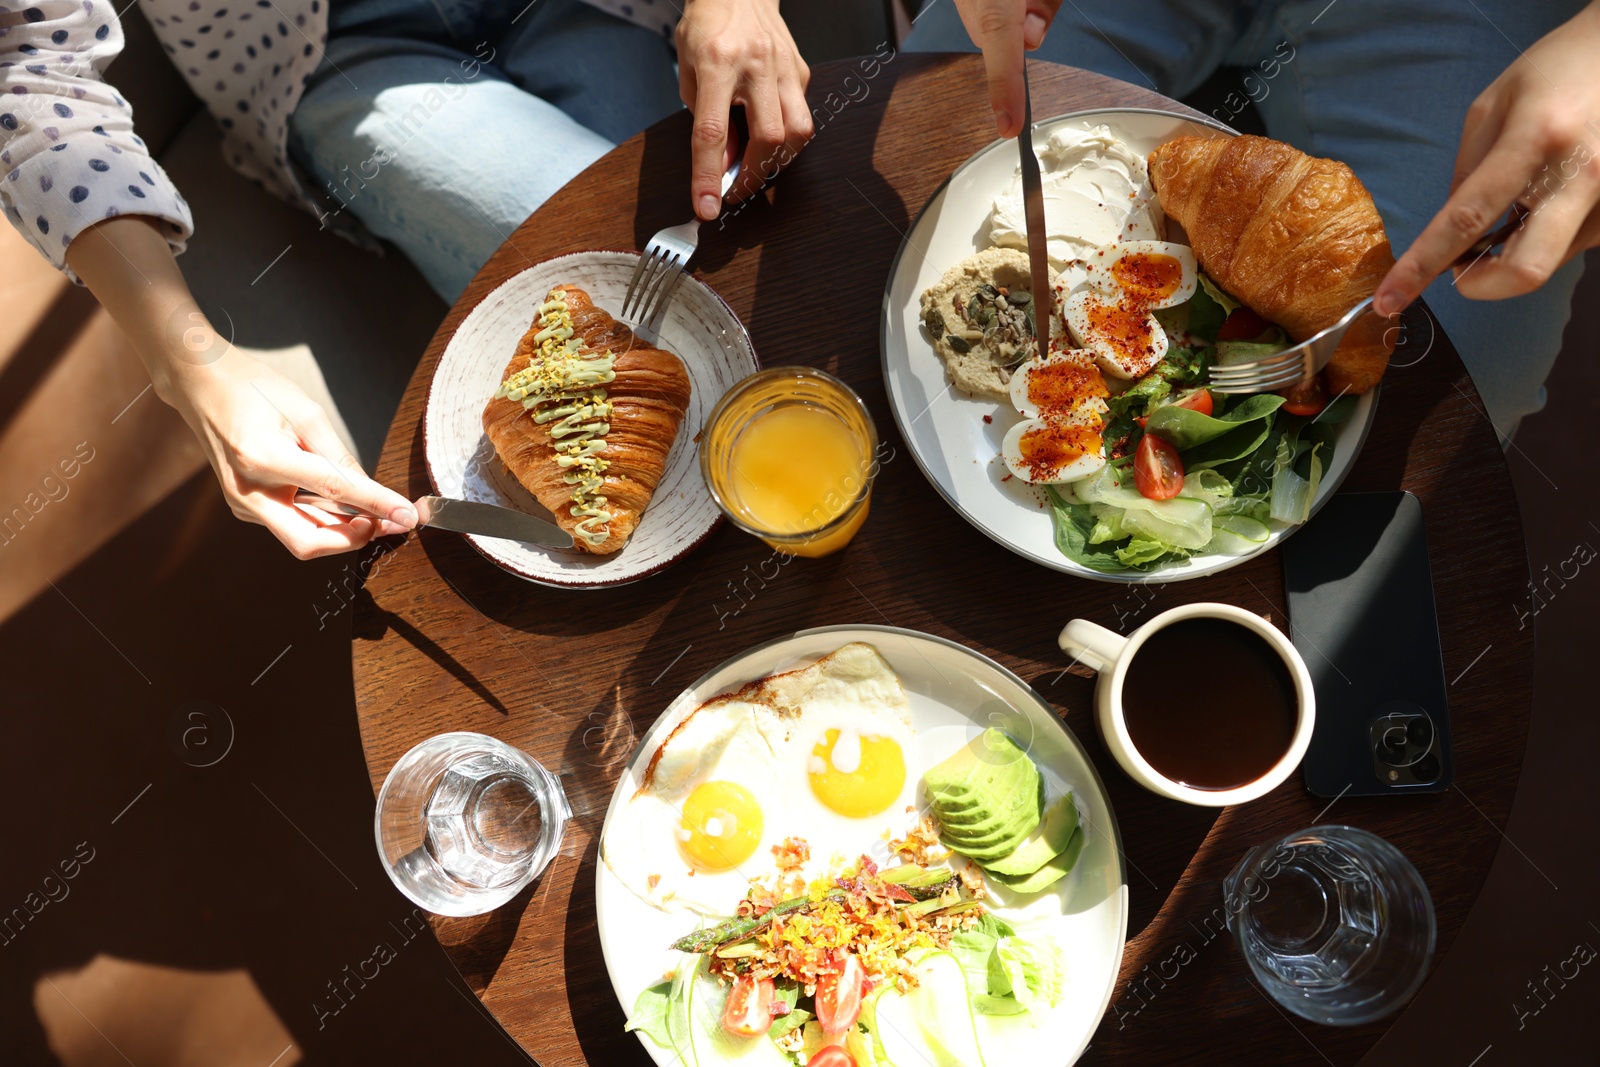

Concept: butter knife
[[293, 491, 575, 549], [1018, 59, 1053, 358]]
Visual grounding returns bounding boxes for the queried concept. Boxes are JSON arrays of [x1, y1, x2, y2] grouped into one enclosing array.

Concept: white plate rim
[[878, 106, 1382, 585], [594, 623, 1129, 1067], [423, 250, 758, 589]]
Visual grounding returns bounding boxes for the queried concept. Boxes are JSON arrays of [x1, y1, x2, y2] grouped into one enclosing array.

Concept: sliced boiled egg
[[1082, 241, 1197, 309], [1002, 404, 1108, 484], [1063, 287, 1169, 380], [1008, 346, 1111, 418]]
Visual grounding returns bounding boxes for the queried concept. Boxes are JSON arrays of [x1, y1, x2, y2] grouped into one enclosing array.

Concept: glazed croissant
[[1148, 135, 1395, 394], [482, 285, 691, 554]]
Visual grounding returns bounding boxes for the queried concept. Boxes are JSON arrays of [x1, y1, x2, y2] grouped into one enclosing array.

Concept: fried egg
[[603, 643, 920, 916], [1081, 241, 1197, 309], [755, 644, 920, 869], [603, 697, 784, 914], [1062, 287, 1169, 380]]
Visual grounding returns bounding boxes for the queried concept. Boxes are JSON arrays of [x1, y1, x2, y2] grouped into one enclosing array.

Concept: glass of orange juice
[[701, 367, 879, 558]]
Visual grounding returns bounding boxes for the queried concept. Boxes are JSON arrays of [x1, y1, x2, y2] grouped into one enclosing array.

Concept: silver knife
[[1018, 59, 1053, 359], [293, 490, 574, 549]]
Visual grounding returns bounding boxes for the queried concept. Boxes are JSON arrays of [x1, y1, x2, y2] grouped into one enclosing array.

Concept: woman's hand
[[160, 349, 416, 559], [66, 215, 416, 559], [953, 0, 1066, 137], [678, 0, 812, 220], [1375, 2, 1600, 316]]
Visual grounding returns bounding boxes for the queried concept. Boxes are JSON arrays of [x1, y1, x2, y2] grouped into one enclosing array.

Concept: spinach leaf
[[1144, 393, 1284, 451], [1187, 273, 1236, 343], [624, 980, 677, 1051]]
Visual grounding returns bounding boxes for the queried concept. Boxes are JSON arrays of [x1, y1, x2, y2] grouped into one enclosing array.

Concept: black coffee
[[1121, 618, 1297, 791]]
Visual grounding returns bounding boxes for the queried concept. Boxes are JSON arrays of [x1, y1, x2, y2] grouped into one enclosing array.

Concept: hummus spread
[[919, 248, 1061, 400]]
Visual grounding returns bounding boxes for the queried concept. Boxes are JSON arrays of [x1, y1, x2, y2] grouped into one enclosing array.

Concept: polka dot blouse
[[0, 0, 680, 281]]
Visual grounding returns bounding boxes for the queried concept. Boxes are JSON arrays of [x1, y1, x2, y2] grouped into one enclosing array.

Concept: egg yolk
[[808, 729, 906, 818], [1019, 420, 1103, 481], [678, 781, 763, 871], [1112, 252, 1184, 302]]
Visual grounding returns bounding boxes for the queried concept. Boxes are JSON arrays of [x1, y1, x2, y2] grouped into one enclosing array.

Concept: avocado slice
[[980, 794, 1079, 877], [986, 826, 1084, 895], [935, 785, 1040, 844], [923, 729, 1038, 800]]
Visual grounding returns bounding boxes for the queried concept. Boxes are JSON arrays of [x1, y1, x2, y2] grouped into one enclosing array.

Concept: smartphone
[[1282, 491, 1453, 796]]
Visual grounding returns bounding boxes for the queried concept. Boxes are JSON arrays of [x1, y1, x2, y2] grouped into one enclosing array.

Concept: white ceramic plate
[[425, 251, 759, 587], [596, 625, 1129, 1067], [880, 108, 1379, 583]]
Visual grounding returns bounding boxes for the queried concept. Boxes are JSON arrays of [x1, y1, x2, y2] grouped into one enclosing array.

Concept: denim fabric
[[906, 0, 1589, 438], [288, 0, 680, 302]]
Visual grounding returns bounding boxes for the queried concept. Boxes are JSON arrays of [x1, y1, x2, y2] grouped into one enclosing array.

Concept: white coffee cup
[[1058, 603, 1315, 807]]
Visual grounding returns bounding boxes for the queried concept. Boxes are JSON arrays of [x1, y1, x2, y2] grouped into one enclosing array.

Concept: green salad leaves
[[949, 912, 1066, 1017], [1046, 271, 1356, 573]]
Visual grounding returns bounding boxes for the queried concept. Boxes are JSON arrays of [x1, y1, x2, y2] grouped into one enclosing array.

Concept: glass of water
[[376, 732, 570, 916], [1224, 824, 1435, 1025]]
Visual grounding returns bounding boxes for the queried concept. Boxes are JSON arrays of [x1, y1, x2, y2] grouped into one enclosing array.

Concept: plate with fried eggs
[[596, 625, 1128, 1067]]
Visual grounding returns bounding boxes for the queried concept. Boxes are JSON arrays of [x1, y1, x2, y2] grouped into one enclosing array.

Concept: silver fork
[[620, 161, 742, 330], [1207, 296, 1375, 395]]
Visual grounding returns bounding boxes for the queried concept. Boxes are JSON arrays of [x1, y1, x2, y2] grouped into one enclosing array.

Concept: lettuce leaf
[[951, 914, 1030, 1015], [1046, 487, 1133, 573], [996, 935, 1065, 1012], [1105, 346, 1209, 420]]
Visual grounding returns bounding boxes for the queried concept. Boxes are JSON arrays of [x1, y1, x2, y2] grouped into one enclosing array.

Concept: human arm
[[65, 217, 418, 559], [1374, 2, 1600, 316], [676, 0, 813, 221], [1, 4, 413, 557]]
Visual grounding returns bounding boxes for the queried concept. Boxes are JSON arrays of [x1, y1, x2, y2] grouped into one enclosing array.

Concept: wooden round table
[[352, 55, 1532, 1067]]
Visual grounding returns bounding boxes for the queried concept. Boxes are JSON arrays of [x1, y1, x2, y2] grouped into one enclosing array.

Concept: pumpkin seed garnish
[[946, 334, 972, 354]]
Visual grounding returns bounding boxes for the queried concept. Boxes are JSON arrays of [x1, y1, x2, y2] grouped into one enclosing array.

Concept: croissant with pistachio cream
[[482, 285, 691, 554]]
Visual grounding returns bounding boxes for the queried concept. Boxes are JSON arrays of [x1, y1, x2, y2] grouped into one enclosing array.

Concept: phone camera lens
[[1411, 752, 1441, 783]]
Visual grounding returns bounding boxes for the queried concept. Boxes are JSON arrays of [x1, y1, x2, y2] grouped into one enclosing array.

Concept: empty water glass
[[376, 732, 570, 916], [1224, 824, 1435, 1025]]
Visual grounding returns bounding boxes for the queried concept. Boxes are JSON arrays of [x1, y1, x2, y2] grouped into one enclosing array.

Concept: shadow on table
[[352, 580, 512, 717]]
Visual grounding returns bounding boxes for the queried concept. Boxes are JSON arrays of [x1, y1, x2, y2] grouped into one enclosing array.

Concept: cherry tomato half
[[807, 1047, 857, 1067], [1216, 306, 1273, 341], [1171, 388, 1214, 417], [815, 955, 866, 1035], [1279, 375, 1327, 417], [721, 975, 775, 1038], [1134, 433, 1185, 501]]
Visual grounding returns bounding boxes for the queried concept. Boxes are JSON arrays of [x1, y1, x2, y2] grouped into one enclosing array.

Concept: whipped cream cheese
[[989, 125, 1165, 291]]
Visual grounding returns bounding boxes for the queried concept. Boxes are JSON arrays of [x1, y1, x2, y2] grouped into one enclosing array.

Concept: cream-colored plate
[[425, 251, 758, 587], [596, 625, 1128, 1067], [880, 108, 1379, 583]]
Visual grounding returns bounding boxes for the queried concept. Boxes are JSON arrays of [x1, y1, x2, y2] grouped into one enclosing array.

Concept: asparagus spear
[[669, 892, 844, 954]]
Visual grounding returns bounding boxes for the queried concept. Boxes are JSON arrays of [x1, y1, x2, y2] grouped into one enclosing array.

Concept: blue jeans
[[907, 0, 1588, 438], [289, 0, 680, 303]]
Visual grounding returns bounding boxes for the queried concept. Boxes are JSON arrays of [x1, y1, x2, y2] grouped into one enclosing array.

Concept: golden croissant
[[1148, 135, 1396, 394], [482, 285, 691, 554]]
